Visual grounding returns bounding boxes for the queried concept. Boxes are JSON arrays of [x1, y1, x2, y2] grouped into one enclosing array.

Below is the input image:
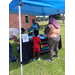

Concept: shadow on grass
[[29, 52, 50, 63]]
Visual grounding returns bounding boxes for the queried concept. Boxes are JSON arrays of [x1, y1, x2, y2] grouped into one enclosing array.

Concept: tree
[[49, 14, 64, 20], [36, 16, 49, 22], [36, 14, 64, 22]]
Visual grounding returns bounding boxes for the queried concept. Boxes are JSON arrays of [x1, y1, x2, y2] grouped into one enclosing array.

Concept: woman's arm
[[44, 26, 51, 34], [37, 23, 40, 29]]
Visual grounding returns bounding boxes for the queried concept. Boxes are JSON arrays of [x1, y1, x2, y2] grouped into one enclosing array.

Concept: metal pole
[[63, 13, 64, 25], [42, 7, 44, 33], [43, 15, 44, 33], [19, 5, 23, 75]]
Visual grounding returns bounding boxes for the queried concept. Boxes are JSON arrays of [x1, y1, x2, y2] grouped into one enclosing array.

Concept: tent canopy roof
[[9, 0, 65, 16]]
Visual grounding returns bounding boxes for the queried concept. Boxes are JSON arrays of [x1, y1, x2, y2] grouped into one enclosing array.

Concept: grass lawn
[[9, 21, 65, 75]]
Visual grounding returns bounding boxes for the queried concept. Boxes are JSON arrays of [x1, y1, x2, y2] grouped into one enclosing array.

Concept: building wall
[[9, 14, 36, 30]]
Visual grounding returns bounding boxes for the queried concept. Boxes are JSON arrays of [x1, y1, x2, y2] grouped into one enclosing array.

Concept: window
[[25, 15, 29, 23]]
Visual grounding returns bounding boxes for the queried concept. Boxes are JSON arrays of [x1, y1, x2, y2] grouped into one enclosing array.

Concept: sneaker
[[14, 56, 17, 59], [33, 58, 35, 61], [12, 59, 19, 62], [53, 55, 56, 57], [53, 55, 59, 59], [55, 56, 59, 59], [37, 57, 40, 61], [46, 59, 54, 62], [16, 60, 19, 62]]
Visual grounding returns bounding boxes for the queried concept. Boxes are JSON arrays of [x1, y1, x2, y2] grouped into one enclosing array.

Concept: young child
[[32, 30, 41, 61]]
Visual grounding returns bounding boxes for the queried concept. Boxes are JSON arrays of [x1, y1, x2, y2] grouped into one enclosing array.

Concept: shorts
[[33, 47, 40, 52]]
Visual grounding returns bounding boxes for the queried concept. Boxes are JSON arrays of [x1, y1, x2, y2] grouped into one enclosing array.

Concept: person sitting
[[9, 28, 25, 62], [32, 30, 41, 61]]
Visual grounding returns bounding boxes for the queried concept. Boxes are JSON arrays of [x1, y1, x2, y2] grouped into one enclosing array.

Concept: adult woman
[[28, 19, 40, 35], [44, 18, 60, 62], [32, 19, 40, 30]]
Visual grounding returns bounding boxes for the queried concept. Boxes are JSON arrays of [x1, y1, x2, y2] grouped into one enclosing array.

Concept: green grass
[[9, 21, 65, 75]]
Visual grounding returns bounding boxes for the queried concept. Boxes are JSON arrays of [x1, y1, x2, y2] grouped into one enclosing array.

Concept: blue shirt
[[32, 23, 38, 31], [32, 23, 39, 36]]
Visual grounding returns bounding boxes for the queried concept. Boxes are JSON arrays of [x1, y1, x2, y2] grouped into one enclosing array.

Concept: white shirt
[[9, 28, 19, 40]]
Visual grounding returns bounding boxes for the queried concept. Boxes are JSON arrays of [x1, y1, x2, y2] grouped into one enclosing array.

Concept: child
[[32, 30, 41, 61]]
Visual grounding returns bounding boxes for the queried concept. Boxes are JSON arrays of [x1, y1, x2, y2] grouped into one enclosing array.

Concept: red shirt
[[32, 36, 41, 48]]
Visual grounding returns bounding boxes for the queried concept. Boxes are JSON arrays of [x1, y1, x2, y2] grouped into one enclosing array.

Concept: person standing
[[9, 28, 25, 62], [44, 18, 60, 62], [32, 30, 41, 61], [28, 19, 40, 35]]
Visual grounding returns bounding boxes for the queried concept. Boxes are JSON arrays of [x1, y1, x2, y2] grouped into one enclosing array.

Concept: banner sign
[[40, 42, 49, 51]]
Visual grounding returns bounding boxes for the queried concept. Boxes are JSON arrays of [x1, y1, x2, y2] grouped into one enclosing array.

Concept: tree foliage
[[36, 14, 64, 22]]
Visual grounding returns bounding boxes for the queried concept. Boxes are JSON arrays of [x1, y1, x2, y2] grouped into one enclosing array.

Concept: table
[[20, 35, 62, 64]]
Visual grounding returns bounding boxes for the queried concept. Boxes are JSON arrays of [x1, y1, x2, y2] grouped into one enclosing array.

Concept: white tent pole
[[19, 5, 23, 75], [43, 15, 44, 32], [63, 13, 64, 25], [42, 7, 44, 33]]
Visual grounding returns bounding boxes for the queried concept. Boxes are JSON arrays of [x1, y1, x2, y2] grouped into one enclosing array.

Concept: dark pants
[[48, 35, 60, 60], [9, 43, 15, 62]]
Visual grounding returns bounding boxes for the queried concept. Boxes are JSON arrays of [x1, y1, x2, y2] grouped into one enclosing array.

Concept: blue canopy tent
[[9, 0, 65, 16], [9, 0, 65, 75]]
